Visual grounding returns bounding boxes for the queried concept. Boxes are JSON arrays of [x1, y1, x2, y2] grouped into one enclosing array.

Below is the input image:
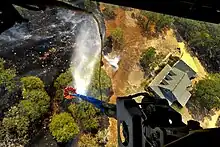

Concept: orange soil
[[101, 4, 145, 146]]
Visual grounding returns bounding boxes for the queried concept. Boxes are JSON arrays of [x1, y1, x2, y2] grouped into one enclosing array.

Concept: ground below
[[100, 4, 219, 146]]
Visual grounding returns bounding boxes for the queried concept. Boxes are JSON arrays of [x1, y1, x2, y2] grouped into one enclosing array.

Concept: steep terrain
[[101, 4, 220, 146], [101, 5, 180, 146]]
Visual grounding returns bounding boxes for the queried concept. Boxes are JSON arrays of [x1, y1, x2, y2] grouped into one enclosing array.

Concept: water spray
[[72, 15, 102, 95]]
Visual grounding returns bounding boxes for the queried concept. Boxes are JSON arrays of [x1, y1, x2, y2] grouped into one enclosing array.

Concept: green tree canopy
[[88, 63, 112, 101], [0, 58, 16, 91], [49, 112, 79, 142], [68, 102, 99, 131], [20, 77, 50, 121], [111, 27, 124, 50], [21, 76, 44, 90], [174, 18, 220, 72], [192, 74, 220, 110], [2, 106, 30, 145], [140, 47, 156, 73], [2, 76, 50, 144], [54, 69, 73, 100], [139, 10, 174, 33]]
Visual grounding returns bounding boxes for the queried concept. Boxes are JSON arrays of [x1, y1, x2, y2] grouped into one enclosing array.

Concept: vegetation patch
[[54, 69, 73, 101], [1, 76, 50, 146], [68, 102, 99, 131], [191, 74, 220, 111], [174, 18, 220, 72], [102, 5, 116, 20], [139, 47, 156, 73], [110, 27, 124, 51], [0, 58, 16, 92], [49, 112, 79, 142], [136, 10, 174, 36]]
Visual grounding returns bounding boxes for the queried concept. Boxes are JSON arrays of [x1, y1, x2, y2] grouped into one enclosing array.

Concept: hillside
[[100, 3, 220, 146]]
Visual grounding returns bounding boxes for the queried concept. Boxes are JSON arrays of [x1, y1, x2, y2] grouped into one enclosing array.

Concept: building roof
[[148, 60, 196, 106], [173, 60, 197, 79]]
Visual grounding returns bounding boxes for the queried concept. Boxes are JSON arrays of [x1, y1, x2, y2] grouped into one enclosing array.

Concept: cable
[[54, 0, 105, 101], [88, 0, 104, 101], [98, 45, 103, 101]]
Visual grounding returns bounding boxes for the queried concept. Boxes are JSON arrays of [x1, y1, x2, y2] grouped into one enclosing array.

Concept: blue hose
[[72, 94, 105, 112]]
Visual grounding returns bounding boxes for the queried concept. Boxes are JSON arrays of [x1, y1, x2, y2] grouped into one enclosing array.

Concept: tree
[[0, 58, 16, 92], [102, 5, 116, 20], [139, 47, 156, 73], [21, 77, 50, 121], [155, 14, 174, 32], [54, 70, 73, 100], [68, 102, 99, 131], [174, 18, 220, 72], [2, 106, 30, 145], [139, 10, 174, 34], [111, 27, 124, 50], [21, 76, 44, 90], [95, 129, 108, 145], [18, 93, 50, 122], [1, 76, 50, 145], [88, 63, 112, 101], [78, 133, 99, 147], [49, 112, 79, 142], [192, 74, 220, 110]]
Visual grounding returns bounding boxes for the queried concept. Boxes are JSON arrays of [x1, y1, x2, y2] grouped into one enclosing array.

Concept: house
[[148, 60, 197, 107]]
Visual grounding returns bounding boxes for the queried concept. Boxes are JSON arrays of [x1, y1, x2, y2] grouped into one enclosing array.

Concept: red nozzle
[[64, 86, 77, 99]]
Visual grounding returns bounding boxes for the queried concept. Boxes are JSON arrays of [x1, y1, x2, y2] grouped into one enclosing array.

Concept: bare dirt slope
[[101, 5, 181, 146], [102, 6, 145, 147], [101, 4, 217, 147]]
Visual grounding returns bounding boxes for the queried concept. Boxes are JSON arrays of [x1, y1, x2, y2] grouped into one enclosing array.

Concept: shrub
[[192, 74, 220, 111], [68, 102, 99, 131], [88, 63, 112, 101], [111, 27, 124, 50], [139, 47, 156, 73], [78, 133, 99, 147], [49, 112, 79, 142], [102, 6, 116, 20], [54, 70, 73, 100], [21, 76, 44, 90], [0, 58, 16, 92]]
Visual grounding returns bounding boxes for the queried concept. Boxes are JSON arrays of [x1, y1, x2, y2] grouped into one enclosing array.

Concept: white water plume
[[71, 15, 102, 95]]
